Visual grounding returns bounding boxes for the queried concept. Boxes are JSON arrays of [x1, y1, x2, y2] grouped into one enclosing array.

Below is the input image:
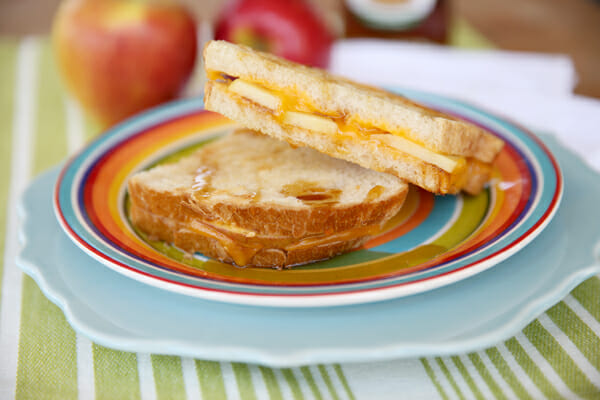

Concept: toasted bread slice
[[128, 129, 408, 268], [130, 204, 374, 268], [203, 40, 504, 194]]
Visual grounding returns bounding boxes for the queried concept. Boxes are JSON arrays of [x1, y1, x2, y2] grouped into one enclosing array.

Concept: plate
[[54, 91, 562, 307], [17, 133, 600, 366]]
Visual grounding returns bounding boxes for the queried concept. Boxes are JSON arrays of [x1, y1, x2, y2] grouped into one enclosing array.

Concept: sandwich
[[128, 129, 408, 269], [203, 40, 504, 195]]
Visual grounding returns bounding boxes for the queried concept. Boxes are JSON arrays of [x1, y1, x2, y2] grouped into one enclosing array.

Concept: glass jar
[[343, 0, 449, 44]]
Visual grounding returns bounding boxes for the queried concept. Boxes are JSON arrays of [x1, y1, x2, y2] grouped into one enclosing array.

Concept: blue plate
[[17, 134, 600, 366], [52, 91, 562, 307]]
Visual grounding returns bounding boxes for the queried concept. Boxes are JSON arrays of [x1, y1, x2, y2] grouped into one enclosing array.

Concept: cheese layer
[[219, 74, 466, 174]]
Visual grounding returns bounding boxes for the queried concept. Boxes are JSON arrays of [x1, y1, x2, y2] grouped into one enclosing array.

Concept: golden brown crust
[[203, 40, 504, 163], [130, 202, 370, 269], [462, 159, 494, 195], [204, 82, 492, 195], [127, 130, 409, 267], [187, 192, 406, 238], [129, 172, 408, 238]]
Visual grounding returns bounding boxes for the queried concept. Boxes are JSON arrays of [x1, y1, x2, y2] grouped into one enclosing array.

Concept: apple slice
[[282, 111, 338, 135], [228, 79, 281, 111], [372, 134, 462, 173]]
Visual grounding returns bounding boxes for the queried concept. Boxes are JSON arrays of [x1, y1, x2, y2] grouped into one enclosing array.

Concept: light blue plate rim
[[16, 130, 600, 366]]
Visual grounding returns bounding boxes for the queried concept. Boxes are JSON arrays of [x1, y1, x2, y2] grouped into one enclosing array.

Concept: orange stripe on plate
[[364, 187, 434, 249], [86, 112, 236, 271]]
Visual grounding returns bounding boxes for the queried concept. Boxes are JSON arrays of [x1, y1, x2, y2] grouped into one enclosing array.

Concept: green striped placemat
[[0, 36, 599, 400]]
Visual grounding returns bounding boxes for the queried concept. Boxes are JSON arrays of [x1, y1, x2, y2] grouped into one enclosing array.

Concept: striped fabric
[[1, 37, 599, 400]]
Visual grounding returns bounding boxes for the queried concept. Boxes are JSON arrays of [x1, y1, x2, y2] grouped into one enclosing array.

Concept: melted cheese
[[189, 220, 263, 267], [286, 224, 380, 252], [221, 76, 465, 173], [228, 79, 281, 111], [188, 218, 380, 267]]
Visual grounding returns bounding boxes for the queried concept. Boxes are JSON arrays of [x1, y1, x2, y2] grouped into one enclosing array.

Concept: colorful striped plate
[[54, 90, 562, 307]]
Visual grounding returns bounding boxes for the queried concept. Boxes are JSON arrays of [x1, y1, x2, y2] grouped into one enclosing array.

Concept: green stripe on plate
[[436, 357, 465, 399], [16, 278, 79, 400], [151, 355, 186, 400], [504, 337, 562, 399], [547, 302, 600, 370], [484, 347, 530, 399], [333, 365, 356, 400], [433, 188, 489, 249], [450, 356, 485, 400], [93, 345, 141, 400], [421, 358, 449, 400], [300, 366, 323, 400], [195, 360, 227, 400], [318, 365, 340, 400], [281, 368, 304, 400], [524, 320, 598, 397], [571, 277, 600, 324], [232, 363, 257, 400], [259, 367, 284, 400], [291, 250, 391, 270], [0, 39, 17, 302], [467, 353, 507, 400]]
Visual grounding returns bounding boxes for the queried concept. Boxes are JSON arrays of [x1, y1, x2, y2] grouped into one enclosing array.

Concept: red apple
[[215, 0, 333, 68], [53, 0, 197, 127]]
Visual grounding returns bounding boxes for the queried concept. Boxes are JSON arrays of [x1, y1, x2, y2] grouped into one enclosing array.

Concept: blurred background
[[1, 0, 599, 132], [1, 0, 598, 98]]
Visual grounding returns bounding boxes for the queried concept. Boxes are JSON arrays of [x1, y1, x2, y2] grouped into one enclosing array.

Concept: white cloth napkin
[[329, 39, 600, 171]]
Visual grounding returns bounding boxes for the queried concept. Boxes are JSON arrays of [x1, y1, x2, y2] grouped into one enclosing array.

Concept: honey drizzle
[[189, 219, 263, 267], [189, 218, 384, 267], [366, 185, 385, 201], [192, 166, 212, 192], [281, 180, 341, 207]]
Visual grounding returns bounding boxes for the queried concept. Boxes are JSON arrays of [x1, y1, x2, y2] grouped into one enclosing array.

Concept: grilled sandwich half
[[128, 130, 408, 268], [203, 40, 504, 195]]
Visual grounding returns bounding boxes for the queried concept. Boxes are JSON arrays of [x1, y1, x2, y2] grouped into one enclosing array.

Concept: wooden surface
[[1, 0, 598, 98], [454, 0, 600, 98]]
